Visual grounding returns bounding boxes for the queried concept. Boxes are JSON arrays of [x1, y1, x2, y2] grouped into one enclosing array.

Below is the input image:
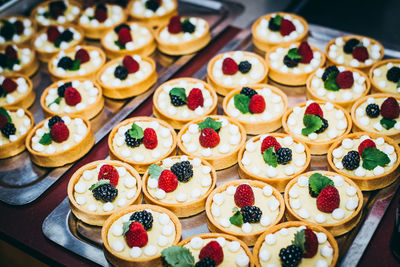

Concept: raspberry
[[316, 185, 340, 213], [199, 241, 224, 265], [238, 60, 252, 74], [57, 56, 73, 70], [48, 115, 64, 129], [5, 45, 17, 60], [241, 205, 262, 223], [387, 67, 400, 83], [168, 16, 182, 34], [130, 210, 153, 231], [335, 71, 354, 89], [322, 66, 339, 81], [352, 46, 369, 62], [114, 24, 130, 34], [222, 57, 238, 75], [261, 136, 281, 153], [122, 56, 139, 74], [279, 19, 295, 36], [240, 87, 257, 98], [276, 147, 292, 165], [13, 20, 24, 35], [358, 139, 376, 156], [114, 66, 128, 80], [50, 121, 69, 143], [158, 170, 178, 192], [98, 164, 119, 186], [380, 97, 400, 119], [92, 183, 118, 202], [234, 184, 255, 208], [298, 42, 313, 64], [47, 26, 61, 43], [248, 94, 266, 113], [305, 102, 323, 117], [279, 245, 303, 267], [125, 222, 148, 248], [199, 128, 220, 148], [0, 114, 8, 129], [143, 127, 158, 149], [342, 150, 360, 170], [170, 160, 193, 183], [187, 88, 204, 111], [94, 5, 108, 23], [64, 87, 81, 106], [303, 228, 318, 258], [2, 78, 17, 93], [1, 122, 15, 138], [75, 49, 90, 63], [343, 38, 360, 54], [118, 27, 132, 46]]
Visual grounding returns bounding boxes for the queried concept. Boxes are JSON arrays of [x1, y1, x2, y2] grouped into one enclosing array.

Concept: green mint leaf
[[380, 118, 396, 130], [197, 117, 222, 131], [128, 123, 144, 139], [272, 14, 283, 26], [149, 164, 163, 180], [88, 179, 110, 191], [308, 173, 334, 196], [69, 59, 81, 71], [5, 58, 19, 70], [161, 246, 195, 267], [262, 147, 277, 167], [324, 70, 340, 91], [397, 79, 400, 88], [229, 210, 244, 227], [47, 96, 61, 107], [287, 48, 302, 60], [233, 94, 250, 114], [301, 114, 323, 136], [122, 221, 132, 236], [39, 133, 52, 145], [0, 107, 12, 122], [114, 40, 125, 50], [292, 230, 305, 253], [54, 38, 62, 48], [169, 87, 187, 104], [0, 86, 6, 97], [362, 147, 390, 170]]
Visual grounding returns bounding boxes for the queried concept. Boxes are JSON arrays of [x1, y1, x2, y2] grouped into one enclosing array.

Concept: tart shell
[[369, 59, 400, 93], [0, 74, 35, 109]]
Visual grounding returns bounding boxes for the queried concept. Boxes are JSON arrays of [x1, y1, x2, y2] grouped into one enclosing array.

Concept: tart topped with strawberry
[[0, 16, 35, 48], [0, 74, 34, 109], [370, 59, 400, 94], [32, 0, 81, 27], [0, 44, 38, 77]]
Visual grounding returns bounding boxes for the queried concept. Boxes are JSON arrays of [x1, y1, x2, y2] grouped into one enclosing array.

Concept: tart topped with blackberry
[[0, 44, 38, 77], [370, 59, 400, 94], [0, 16, 35, 48], [31, 0, 81, 27], [0, 74, 34, 109]]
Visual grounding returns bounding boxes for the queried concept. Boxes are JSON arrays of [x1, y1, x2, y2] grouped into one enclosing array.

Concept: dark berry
[[57, 56, 73, 70], [49, 1, 67, 19], [92, 183, 118, 202], [182, 19, 195, 33], [48, 115, 64, 129], [170, 160, 193, 183], [309, 184, 318, 198], [343, 38, 360, 54], [321, 66, 339, 81], [1, 122, 16, 138], [315, 116, 329, 134], [130, 210, 153, 231], [0, 53, 7, 68], [268, 17, 280, 31], [276, 147, 292, 165], [145, 0, 160, 12], [13, 20, 24, 35], [238, 60, 252, 74], [125, 130, 143, 147], [57, 82, 72, 97], [342, 150, 360, 170], [365, 103, 380, 118], [59, 29, 73, 42], [0, 21, 16, 40], [386, 66, 400, 83], [169, 93, 186, 106], [195, 257, 216, 267], [279, 244, 303, 267], [114, 66, 128, 80], [240, 87, 258, 98], [114, 23, 130, 34], [97, 3, 107, 10], [283, 55, 299, 68], [241, 205, 262, 223]]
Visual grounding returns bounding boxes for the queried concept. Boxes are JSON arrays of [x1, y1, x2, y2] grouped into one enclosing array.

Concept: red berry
[[5, 45, 17, 60], [118, 28, 132, 46], [0, 114, 7, 129], [280, 19, 296, 36], [249, 94, 266, 113], [352, 46, 369, 62], [303, 228, 318, 258], [2, 78, 17, 93], [122, 56, 139, 74], [261, 136, 281, 154], [50, 122, 69, 143], [305, 102, 323, 118], [75, 49, 90, 63], [316, 185, 340, 213], [199, 128, 220, 148], [187, 88, 204, 111], [158, 170, 178, 192], [234, 184, 255, 208], [298, 42, 314, 64], [143, 128, 158, 149], [95, 7, 107, 23], [167, 15, 182, 34], [13, 20, 24, 35], [199, 241, 224, 265], [335, 71, 354, 89], [125, 222, 148, 248], [222, 57, 238, 75], [380, 97, 400, 119], [358, 139, 376, 156], [47, 26, 61, 43], [64, 87, 81, 106], [98, 164, 119, 186]]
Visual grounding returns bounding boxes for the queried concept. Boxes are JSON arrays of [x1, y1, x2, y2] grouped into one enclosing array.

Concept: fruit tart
[[351, 94, 400, 142], [0, 107, 34, 159], [207, 51, 268, 96], [307, 65, 370, 111], [153, 78, 218, 129], [266, 41, 325, 86], [284, 171, 363, 236], [97, 55, 157, 99], [31, 0, 81, 28], [325, 35, 384, 72], [26, 115, 94, 167], [282, 101, 352, 155], [68, 160, 142, 226], [108, 117, 177, 174], [253, 221, 339, 267], [155, 15, 211, 55], [238, 133, 311, 192], [48, 45, 106, 81], [177, 115, 246, 170], [40, 79, 104, 120], [0, 44, 39, 77], [101, 22, 156, 59], [78, 3, 127, 40], [222, 84, 287, 134], [127, 0, 178, 29], [205, 180, 284, 246], [101, 204, 181, 266], [0, 74, 34, 109], [142, 155, 216, 217], [369, 59, 400, 94], [0, 16, 35, 48], [328, 132, 400, 191], [33, 25, 84, 62], [162, 233, 255, 267], [252, 12, 309, 53]]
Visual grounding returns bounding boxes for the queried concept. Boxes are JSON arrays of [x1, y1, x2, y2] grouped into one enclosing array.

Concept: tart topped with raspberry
[[32, 0, 81, 27], [0, 45, 38, 77], [155, 16, 211, 55], [370, 59, 400, 94], [0, 16, 35, 48], [153, 78, 218, 129], [0, 74, 34, 109]]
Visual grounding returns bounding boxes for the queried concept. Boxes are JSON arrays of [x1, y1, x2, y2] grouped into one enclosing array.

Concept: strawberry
[[380, 97, 400, 119], [280, 19, 296, 36], [316, 185, 340, 213], [167, 15, 182, 34], [234, 184, 255, 208], [122, 56, 139, 74], [199, 241, 224, 265], [143, 128, 158, 149], [47, 26, 61, 43], [75, 49, 90, 63], [303, 228, 318, 258], [199, 128, 220, 148], [222, 57, 238, 75], [125, 222, 148, 248], [13, 20, 24, 35], [64, 87, 81, 106], [0, 114, 7, 129], [50, 121, 69, 143], [98, 164, 119, 186], [95, 5, 107, 23], [261, 136, 281, 154], [352, 46, 369, 62], [305, 102, 323, 118], [118, 27, 132, 46], [298, 42, 314, 64], [158, 170, 178, 192], [335, 71, 354, 89], [358, 139, 376, 156], [249, 94, 266, 113], [186, 88, 204, 110], [2, 78, 17, 93], [5, 45, 17, 60]]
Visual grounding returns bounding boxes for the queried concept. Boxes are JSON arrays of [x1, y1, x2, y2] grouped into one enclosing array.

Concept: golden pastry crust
[[369, 59, 400, 93], [0, 74, 35, 109]]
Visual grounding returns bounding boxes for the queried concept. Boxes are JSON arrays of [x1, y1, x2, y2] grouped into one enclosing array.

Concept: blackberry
[[48, 115, 64, 129], [308, 184, 318, 198], [315, 116, 328, 134], [365, 103, 380, 118], [59, 29, 73, 42], [171, 160, 193, 182], [276, 147, 292, 165], [130, 210, 153, 231], [182, 20, 195, 33], [125, 130, 143, 147], [57, 82, 72, 97], [114, 66, 128, 80], [268, 17, 280, 31], [57, 56, 73, 70], [1, 122, 16, 138], [169, 93, 186, 106], [49, 1, 67, 19], [145, 0, 160, 12], [96, 3, 107, 10], [238, 60, 252, 74], [0, 53, 7, 68], [240, 87, 258, 98], [342, 150, 360, 170], [279, 244, 303, 267], [343, 38, 360, 54], [321, 66, 339, 81], [241, 205, 262, 223], [0, 20, 16, 40], [386, 67, 400, 83], [283, 55, 299, 68], [195, 257, 216, 267], [114, 23, 130, 34], [92, 183, 118, 202], [13, 20, 24, 35]]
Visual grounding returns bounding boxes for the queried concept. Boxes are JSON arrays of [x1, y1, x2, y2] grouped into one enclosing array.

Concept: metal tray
[[0, 0, 244, 205]]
